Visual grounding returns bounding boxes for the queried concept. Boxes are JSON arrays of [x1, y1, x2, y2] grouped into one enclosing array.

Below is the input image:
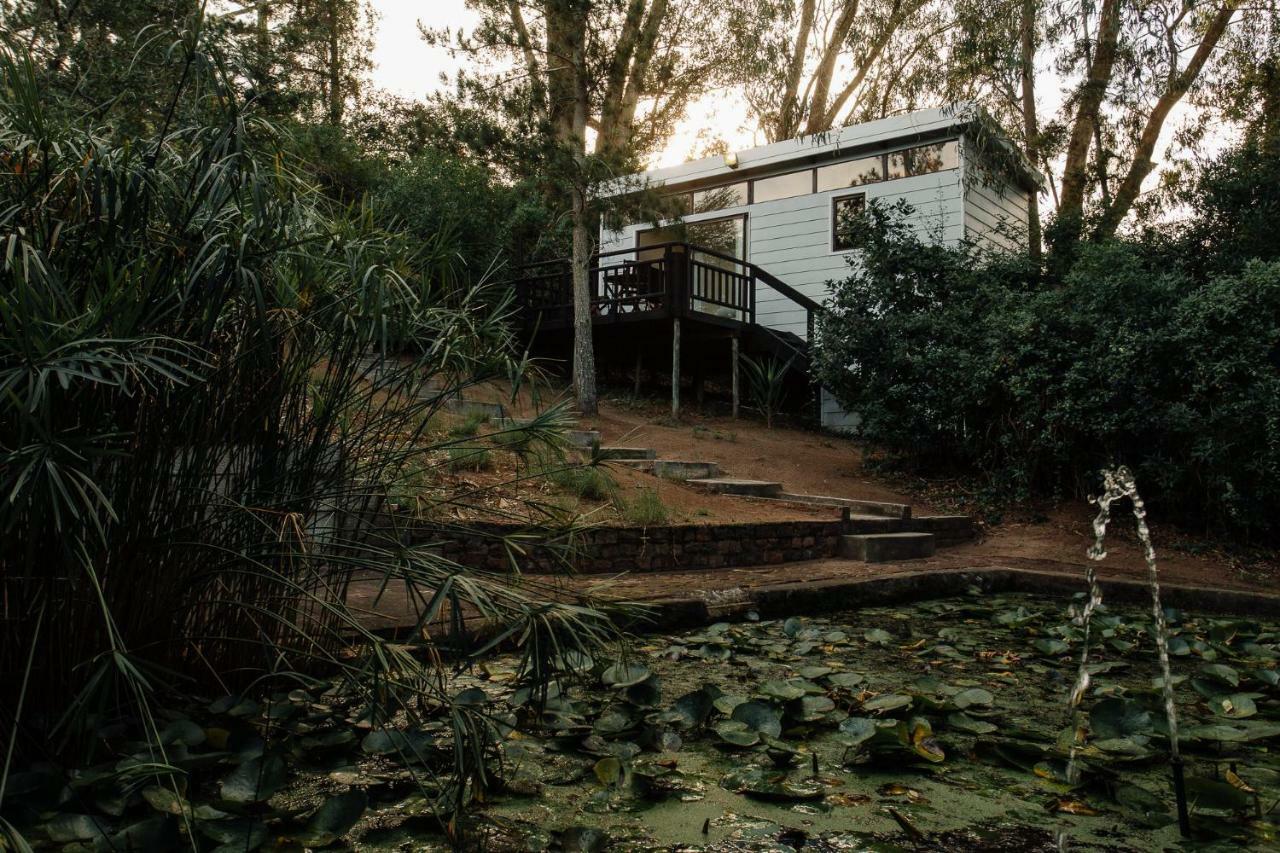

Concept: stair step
[[687, 478, 783, 498], [598, 446, 656, 460], [619, 459, 721, 480], [839, 532, 936, 563], [776, 492, 911, 519], [565, 429, 601, 449]]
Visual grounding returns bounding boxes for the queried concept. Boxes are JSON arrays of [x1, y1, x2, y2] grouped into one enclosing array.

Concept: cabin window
[[751, 169, 814, 203], [887, 139, 959, 179], [816, 156, 884, 191], [831, 193, 866, 252], [692, 182, 748, 213]]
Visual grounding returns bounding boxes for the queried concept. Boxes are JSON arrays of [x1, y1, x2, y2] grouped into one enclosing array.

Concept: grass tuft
[[548, 465, 618, 502], [619, 487, 670, 525]]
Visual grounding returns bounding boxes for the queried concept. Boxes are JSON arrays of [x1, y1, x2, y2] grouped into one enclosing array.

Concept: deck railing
[[510, 241, 821, 336]]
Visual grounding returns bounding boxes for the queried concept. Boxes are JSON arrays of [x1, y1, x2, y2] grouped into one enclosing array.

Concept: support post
[[671, 317, 681, 420], [731, 335, 740, 419], [634, 347, 643, 399]]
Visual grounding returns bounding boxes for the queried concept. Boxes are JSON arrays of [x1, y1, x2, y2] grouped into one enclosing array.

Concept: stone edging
[[624, 566, 1280, 634], [412, 516, 975, 574]]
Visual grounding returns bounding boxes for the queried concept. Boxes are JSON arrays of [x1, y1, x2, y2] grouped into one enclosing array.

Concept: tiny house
[[516, 104, 1037, 429]]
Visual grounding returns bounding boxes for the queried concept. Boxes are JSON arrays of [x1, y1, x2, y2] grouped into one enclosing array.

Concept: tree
[[732, 0, 951, 142], [1050, 0, 1242, 263], [435, 1, 741, 415]]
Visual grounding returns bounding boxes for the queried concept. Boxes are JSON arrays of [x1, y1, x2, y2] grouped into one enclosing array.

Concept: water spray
[[1077, 466, 1191, 839]]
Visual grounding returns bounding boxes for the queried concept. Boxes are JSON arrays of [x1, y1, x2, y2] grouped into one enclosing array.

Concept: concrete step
[[619, 459, 721, 480], [687, 478, 784, 498], [776, 492, 911, 519], [565, 429, 601, 449], [598, 446, 656, 461], [839, 532, 936, 563]]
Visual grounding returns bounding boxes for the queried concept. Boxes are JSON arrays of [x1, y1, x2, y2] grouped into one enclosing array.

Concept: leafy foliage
[[0, 30, 625, 846], [814, 199, 1280, 539]]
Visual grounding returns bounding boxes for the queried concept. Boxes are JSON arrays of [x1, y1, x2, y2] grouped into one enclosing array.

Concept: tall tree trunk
[[326, 1, 342, 125], [775, 0, 817, 140], [1092, 2, 1237, 239], [1054, 0, 1122, 252], [1019, 0, 1042, 263]]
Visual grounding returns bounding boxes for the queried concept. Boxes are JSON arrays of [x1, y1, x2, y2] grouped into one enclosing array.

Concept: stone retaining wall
[[411, 514, 975, 574], [414, 520, 843, 574]]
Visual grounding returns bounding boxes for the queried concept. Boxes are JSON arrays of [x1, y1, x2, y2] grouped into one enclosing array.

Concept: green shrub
[[549, 465, 618, 502], [620, 488, 670, 526], [447, 411, 489, 438], [447, 446, 495, 473], [813, 200, 1280, 539]]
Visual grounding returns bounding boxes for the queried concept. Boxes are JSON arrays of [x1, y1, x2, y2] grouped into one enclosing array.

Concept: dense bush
[[0, 36, 617, 833], [814, 200, 1280, 540]]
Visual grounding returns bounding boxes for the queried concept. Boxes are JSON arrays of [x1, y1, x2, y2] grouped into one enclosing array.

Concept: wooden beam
[[671, 318, 681, 420]]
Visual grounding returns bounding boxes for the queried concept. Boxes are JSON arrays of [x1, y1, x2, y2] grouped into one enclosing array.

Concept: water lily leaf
[[1183, 723, 1248, 743], [592, 757, 623, 786], [827, 672, 866, 690], [1112, 784, 1172, 828], [759, 680, 807, 702], [111, 816, 177, 850], [1033, 638, 1069, 656], [1165, 636, 1191, 656], [714, 721, 759, 747], [624, 676, 663, 708], [1199, 663, 1240, 688], [294, 790, 368, 846], [671, 687, 717, 729], [454, 687, 489, 706], [799, 665, 833, 679], [947, 712, 997, 735], [1210, 693, 1258, 719], [1089, 698, 1152, 739], [141, 786, 191, 817], [864, 629, 893, 646], [220, 755, 286, 804], [952, 688, 994, 709], [790, 695, 836, 722], [593, 707, 634, 736], [199, 817, 267, 848], [713, 694, 747, 716], [862, 693, 912, 714], [359, 729, 433, 758], [602, 662, 650, 688], [1252, 668, 1279, 687], [782, 617, 803, 638], [725, 770, 825, 802], [45, 814, 110, 843], [907, 719, 945, 763], [1183, 776, 1252, 813], [159, 719, 206, 747], [838, 717, 879, 747], [559, 826, 609, 852], [731, 701, 782, 738]]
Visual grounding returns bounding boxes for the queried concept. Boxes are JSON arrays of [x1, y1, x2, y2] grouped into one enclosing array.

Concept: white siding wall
[[599, 115, 1032, 432]]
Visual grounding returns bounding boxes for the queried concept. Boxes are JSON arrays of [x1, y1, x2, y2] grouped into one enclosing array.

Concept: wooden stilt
[[731, 335, 740, 419], [634, 347, 643, 399], [671, 318, 681, 420]]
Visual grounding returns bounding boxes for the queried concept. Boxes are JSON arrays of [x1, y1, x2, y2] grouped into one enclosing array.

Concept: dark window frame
[[831, 192, 867, 253]]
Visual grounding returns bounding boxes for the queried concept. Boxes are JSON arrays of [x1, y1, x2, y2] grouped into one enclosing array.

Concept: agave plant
[[739, 353, 795, 429], [0, 27, 626, 848]]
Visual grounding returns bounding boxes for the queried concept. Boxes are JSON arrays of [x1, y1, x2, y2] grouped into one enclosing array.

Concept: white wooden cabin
[[597, 104, 1037, 430]]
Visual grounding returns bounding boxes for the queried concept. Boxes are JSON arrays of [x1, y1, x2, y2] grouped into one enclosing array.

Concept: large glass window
[[692, 182, 748, 213], [888, 140, 959, 179], [751, 170, 814, 203], [831, 193, 866, 252], [816, 156, 884, 191]]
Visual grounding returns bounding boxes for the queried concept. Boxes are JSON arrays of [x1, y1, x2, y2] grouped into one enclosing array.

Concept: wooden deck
[[509, 242, 823, 420]]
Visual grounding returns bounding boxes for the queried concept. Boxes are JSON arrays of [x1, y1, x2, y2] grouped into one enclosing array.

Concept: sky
[[367, 0, 760, 168], [364, 1, 1219, 185]]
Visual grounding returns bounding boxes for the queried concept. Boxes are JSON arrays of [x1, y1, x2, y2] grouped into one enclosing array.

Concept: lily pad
[[731, 701, 782, 738], [862, 693, 913, 714], [220, 755, 287, 804], [602, 662, 651, 688], [294, 790, 368, 846]]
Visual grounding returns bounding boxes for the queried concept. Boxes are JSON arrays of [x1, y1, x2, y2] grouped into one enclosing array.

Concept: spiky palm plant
[[0, 27, 625, 848]]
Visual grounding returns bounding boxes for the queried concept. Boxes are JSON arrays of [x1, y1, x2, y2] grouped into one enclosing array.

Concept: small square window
[[832, 194, 866, 252]]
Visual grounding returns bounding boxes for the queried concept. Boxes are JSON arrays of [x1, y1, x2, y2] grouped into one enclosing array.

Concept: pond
[[11, 590, 1280, 851], [441, 589, 1280, 851]]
